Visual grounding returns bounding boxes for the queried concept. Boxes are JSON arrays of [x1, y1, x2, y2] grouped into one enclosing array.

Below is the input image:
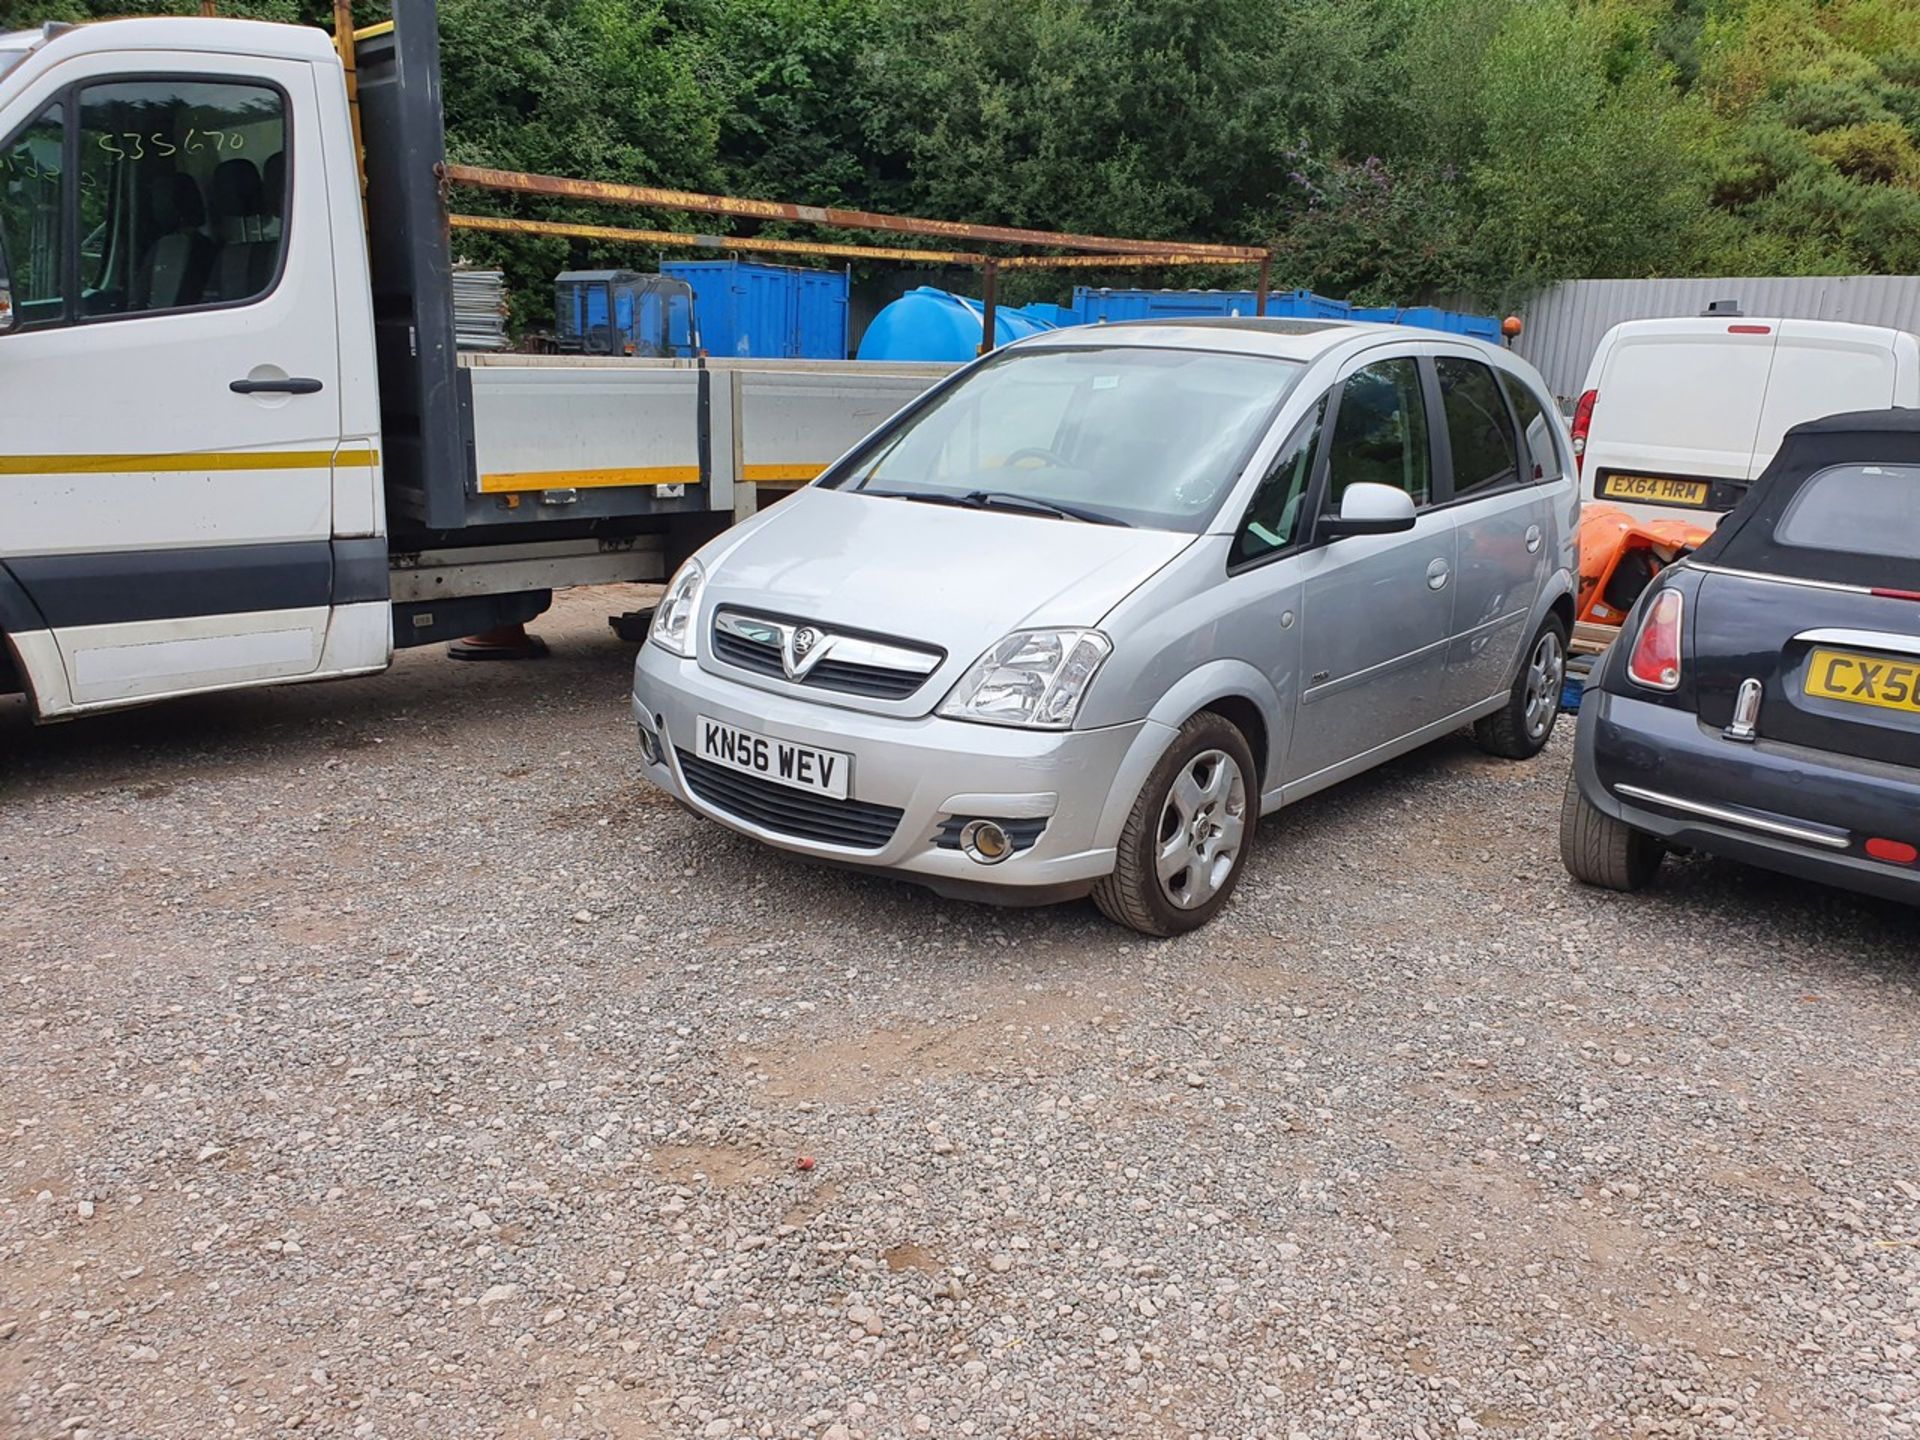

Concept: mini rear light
[[1626, 589, 1684, 691], [1570, 389, 1598, 474], [1727, 324, 1772, 334], [1866, 837, 1918, 866], [1871, 586, 1920, 602]]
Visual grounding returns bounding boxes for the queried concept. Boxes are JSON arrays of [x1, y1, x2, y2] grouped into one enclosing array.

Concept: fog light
[[637, 723, 663, 766], [959, 819, 1013, 865]]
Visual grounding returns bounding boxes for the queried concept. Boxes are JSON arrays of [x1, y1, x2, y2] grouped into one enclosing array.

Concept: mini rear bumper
[[1576, 688, 1920, 905], [632, 642, 1173, 900]]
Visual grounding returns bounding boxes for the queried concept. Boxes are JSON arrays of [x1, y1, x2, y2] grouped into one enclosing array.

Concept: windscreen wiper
[[961, 491, 1128, 526], [861, 487, 1127, 526], [860, 488, 973, 508]]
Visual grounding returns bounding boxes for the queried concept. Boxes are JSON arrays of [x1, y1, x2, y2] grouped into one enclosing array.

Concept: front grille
[[676, 749, 903, 850], [711, 610, 940, 700], [712, 627, 785, 679], [933, 816, 1049, 852]]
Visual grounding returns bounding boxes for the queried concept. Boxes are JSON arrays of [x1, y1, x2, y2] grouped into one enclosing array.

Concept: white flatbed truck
[[0, 5, 948, 720]]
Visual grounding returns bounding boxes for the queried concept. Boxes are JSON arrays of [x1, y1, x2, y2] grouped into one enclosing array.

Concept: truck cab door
[[0, 48, 383, 716]]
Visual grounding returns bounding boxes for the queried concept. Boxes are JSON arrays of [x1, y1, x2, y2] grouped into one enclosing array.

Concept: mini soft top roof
[[1691, 407, 1920, 590]]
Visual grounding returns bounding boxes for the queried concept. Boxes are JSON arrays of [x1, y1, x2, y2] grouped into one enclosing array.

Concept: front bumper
[[1576, 688, 1920, 906], [632, 643, 1170, 899]]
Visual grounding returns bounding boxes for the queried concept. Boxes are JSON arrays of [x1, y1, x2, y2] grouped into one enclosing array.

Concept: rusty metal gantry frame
[[441, 163, 1274, 354]]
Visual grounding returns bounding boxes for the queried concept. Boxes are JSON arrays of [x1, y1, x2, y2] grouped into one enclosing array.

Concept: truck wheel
[[1559, 769, 1663, 891], [1474, 614, 1567, 759], [1092, 713, 1257, 937]]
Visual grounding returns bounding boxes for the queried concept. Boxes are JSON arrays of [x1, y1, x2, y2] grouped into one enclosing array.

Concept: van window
[[0, 102, 64, 327], [1233, 394, 1326, 565], [1500, 373, 1563, 482], [1326, 358, 1430, 508], [76, 79, 287, 317], [1436, 357, 1519, 498]]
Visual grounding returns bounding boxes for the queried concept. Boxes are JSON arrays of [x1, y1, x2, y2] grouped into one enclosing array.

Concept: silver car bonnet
[[696, 486, 1195, 714]]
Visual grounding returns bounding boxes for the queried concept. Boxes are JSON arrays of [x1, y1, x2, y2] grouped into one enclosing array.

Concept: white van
[[1572, 315, 1920, 526]]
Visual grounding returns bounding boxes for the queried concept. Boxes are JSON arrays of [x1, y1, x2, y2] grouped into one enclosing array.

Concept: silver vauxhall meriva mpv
[[633, 319, 1579, 934]]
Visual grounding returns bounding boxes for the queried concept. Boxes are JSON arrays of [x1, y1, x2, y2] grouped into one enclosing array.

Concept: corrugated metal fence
[[1514, 275, 1920, 403]]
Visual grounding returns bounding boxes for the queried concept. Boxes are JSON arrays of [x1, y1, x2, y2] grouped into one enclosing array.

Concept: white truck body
[[0, 12, 953, 720]]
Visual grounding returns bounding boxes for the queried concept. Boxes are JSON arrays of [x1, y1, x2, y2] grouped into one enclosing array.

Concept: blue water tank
[[659, 260, 850, 359], [855, 287, 1062, 362]]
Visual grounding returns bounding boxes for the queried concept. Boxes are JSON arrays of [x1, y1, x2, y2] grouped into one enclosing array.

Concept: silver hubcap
[[1155, 750, 1248, 910], [1524, 630, 1565, 740]]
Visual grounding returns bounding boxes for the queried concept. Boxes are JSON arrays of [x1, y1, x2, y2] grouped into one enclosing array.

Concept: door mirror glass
[[1321, 481, 1418, 538]]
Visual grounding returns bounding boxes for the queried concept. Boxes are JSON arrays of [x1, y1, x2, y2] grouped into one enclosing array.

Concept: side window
[[1325, 358, 1430, 509], [1436, 357, 1519, 497], [75, 78, 286, 319], [1232, 393, 1327, 566], [0, 103, 65, 328], [1499, 372, 1563, 483]]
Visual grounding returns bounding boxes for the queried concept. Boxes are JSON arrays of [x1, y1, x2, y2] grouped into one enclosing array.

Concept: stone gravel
[[2, 585, 1916, 1440]]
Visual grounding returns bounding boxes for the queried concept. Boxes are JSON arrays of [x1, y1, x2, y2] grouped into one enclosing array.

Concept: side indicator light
[[1871, 587, 1920, 603], [1728, 324, 1772, 334], [1865, 838, 1918, 865]]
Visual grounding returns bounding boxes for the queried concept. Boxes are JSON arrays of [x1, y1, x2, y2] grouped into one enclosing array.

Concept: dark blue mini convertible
[[1563, 409, 1920, 906]]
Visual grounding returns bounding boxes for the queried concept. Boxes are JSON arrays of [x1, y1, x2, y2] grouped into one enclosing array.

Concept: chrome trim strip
[[712, 609, 941, 675], [1612, 784, 1852, 850], [1792, 627, 1920, 660], [1683, 560, 1871, 597]]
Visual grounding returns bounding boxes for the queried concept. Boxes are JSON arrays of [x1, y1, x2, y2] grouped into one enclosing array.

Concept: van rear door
[[1585, 322, 1776, 519], [1749, 320, 1900, 479]]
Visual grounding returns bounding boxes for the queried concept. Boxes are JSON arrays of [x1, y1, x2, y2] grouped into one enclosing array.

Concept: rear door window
[[1436, 357, 1519, 498], [1500, 373, 1563, 483], [1776, 465, 1920, 561]]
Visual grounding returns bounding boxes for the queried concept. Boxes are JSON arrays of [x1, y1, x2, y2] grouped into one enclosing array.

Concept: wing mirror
[[1319, 481, 1417, 539]]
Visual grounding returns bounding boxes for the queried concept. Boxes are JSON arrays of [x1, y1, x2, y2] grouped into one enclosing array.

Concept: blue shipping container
[[660, 260, 850, 359]]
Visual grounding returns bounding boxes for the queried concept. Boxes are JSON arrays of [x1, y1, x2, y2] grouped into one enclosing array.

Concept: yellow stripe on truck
[[742, 463, 825, 483], [0, 449, 378, 475], [476, 465, 702, 494]]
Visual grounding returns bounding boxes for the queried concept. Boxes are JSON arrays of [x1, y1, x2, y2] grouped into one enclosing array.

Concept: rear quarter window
[[1776, 464, 1920, 561]]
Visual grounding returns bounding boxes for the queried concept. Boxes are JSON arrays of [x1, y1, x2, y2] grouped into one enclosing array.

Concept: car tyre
[[1474, 613, 1568, 759], [1093, 712, 1257, 937], [1559, 768, 1663, 891]]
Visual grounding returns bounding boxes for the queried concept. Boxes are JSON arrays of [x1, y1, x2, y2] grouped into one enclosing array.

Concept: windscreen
[[829, 345, 1302, 531]]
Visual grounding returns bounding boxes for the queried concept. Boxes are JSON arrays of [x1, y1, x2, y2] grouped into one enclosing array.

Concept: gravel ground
[[2, 584, 1917, 1440]]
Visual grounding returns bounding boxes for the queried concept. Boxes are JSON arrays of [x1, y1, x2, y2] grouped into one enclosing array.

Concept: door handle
[[1427, 558, 1451, 591], [1525, 524, 1543, 554], [230, 376, 324, 395]]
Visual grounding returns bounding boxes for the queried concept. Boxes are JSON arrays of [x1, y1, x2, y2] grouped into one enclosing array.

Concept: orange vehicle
[[1572, 505, 1713, 654]]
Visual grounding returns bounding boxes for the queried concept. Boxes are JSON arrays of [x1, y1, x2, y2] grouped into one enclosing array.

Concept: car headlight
[[938, 629, 1112, 729], [649, 559, 706, 657]]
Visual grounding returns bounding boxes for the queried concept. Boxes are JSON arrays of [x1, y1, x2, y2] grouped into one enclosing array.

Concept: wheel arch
[[1095, 660, 1287, 847]]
